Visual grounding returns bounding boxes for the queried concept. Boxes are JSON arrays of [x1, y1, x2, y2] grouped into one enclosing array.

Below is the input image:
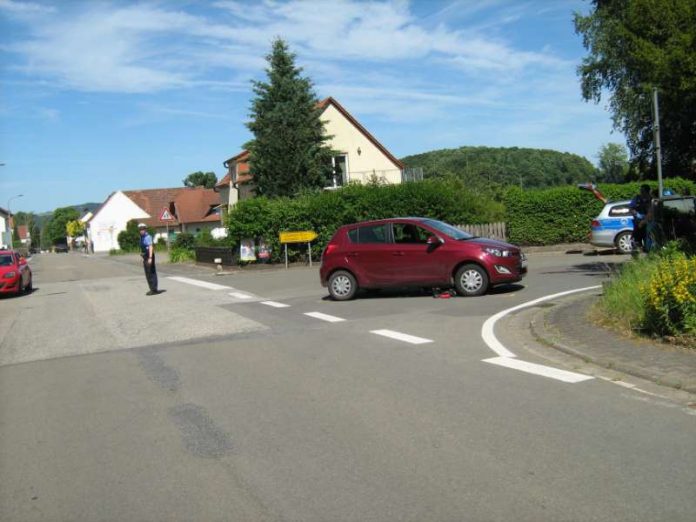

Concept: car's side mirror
[[19, 257, 27, 265], [426, 235, 443, 246]]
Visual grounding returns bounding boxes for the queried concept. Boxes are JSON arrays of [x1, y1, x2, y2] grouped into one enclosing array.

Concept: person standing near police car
[[629, 184, 651, 252], [138, 223, 159, 295]]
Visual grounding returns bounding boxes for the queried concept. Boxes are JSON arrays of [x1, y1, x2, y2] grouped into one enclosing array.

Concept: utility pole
[[652, 88, 664, 197]]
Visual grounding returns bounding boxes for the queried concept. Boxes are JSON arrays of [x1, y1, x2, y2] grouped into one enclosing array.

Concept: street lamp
[[7, 194, 23, 250]]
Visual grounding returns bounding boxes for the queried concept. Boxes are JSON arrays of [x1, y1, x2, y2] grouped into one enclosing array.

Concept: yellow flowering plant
[[642, 253, 696, 337]]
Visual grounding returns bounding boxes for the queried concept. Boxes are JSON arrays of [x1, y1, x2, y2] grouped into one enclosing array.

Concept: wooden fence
[[456, 222, 507, 241]]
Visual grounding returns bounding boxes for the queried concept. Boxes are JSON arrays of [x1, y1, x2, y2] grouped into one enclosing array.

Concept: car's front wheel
[[615, 231, 633, 254], [328, 270, 358, 301], [454, 264, 489, 297]]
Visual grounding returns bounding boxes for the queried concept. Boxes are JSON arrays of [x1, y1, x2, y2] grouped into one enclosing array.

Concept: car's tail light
[[324, 243, 338, 257], [591, 220, 601, 228]]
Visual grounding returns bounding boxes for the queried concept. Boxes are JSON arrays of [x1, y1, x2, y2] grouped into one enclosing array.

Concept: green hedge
[[505, 178, 696, 246], [227, 179, 504, 262]]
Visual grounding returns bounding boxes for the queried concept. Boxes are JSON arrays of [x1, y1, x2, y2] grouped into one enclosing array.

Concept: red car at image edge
[[0, 250, 33, 296], [320, 217, 526, 300]]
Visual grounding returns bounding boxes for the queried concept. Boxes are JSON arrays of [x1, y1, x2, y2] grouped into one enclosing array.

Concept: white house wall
[[321, 104, 402, 185], [89, 192, 149, 252], [0, 214, 10, 248]]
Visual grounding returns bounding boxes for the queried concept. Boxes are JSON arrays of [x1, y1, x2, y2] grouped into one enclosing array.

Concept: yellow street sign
[[279, 230, 318, 244]]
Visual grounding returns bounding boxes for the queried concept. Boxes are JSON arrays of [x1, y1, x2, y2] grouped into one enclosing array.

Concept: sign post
[[159, 207, 176, 252], [279, 230, 318, 269]]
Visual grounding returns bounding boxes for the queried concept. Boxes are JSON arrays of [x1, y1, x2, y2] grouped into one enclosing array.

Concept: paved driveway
[[1, 252, 694, 522]]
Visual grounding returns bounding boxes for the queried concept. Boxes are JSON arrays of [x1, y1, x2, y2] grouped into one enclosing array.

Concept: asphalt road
[[1, 251, 694, 521]]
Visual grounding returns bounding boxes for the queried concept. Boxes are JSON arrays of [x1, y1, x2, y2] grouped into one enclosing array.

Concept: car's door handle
[[392, 251, 405, 256], [347, 252, 359, 257]]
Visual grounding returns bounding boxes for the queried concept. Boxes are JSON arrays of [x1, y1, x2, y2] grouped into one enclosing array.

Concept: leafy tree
[[66, 219, 85, 238], [45, 207, 79, 245], [596, 143, 629, 183], [30, 223, 41, 249], [574, 0, 696, 178], [246, 38, 334, 197], [183, 171, 218, 188]]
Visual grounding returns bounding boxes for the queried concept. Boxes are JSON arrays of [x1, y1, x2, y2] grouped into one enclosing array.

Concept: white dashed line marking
[[483, 357, 594, 384], [370, 329, 433, 345], [167, 276, 231, 291], [229, 292, 253, 299], [260, 301, 290, 308], [304, 312, 345, 323]]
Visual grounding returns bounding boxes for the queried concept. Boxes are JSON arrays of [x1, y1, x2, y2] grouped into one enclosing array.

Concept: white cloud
[[0, 0, 54, 15], [3, 0, 563, 94]]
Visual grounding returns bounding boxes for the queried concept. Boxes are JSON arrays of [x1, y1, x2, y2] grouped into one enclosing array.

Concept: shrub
[[173, 232, 195, 250], [598, 244, 696, 344], [505, 178, 696, 245], [117, 220, 143, 251], [642, 254, 696, 338], [226, 179, 505, 263], [169, 246, 195, 263]]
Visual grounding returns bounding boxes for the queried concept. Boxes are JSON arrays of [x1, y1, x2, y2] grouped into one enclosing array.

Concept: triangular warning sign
[[159, 208, 175, 221]]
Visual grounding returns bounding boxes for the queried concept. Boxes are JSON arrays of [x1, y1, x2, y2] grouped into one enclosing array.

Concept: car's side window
[[355, 224, 388, 244], [609, 205, 631, 217], [347, 228, 359, 243], [393, 223, 430, 244]]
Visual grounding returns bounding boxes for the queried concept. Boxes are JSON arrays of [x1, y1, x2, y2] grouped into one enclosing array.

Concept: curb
[[529, 295, 696, 394]]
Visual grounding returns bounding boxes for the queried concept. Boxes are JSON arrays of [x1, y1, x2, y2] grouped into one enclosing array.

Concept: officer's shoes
[[146, 290, 158, 296]]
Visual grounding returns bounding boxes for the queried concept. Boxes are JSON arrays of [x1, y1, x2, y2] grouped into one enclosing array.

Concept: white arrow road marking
[[371, 329, 433, 345], [480, 285, 601, 383], [304, 312, 345, 323], [167, 276, 231, 291], [261, 301, 290, 308]]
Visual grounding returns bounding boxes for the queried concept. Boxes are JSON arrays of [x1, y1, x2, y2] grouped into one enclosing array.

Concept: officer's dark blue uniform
[[139, 227, 158, 294]]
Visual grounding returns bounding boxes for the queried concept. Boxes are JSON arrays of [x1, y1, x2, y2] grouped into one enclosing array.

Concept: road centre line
[[480, 285, 601, 383], [261, 301, 290, 308], [483, 357, 594, 384], [167, 276, 232, 291], [371, 329, 433, 345], [304, 312, 345, 323]]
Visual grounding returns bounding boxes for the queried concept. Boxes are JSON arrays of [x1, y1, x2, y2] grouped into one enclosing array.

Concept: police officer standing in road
[[138, 223, 160, 295]]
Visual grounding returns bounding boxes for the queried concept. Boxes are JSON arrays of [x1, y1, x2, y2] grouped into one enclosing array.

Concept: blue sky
[[0, 0, 622, 213]]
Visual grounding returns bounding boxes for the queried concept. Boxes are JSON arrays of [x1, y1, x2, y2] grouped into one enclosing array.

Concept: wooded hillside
[[401, 146, 596, 190]]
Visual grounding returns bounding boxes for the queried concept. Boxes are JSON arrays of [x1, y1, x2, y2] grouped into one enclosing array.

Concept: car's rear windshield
[[0, 255, 14, 266], [422, 219, 474, 240]]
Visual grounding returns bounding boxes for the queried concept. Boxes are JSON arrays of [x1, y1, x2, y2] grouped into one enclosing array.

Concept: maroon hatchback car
[[320, 218, 526, 300]]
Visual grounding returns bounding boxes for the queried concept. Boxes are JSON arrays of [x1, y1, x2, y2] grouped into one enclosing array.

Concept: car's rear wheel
[[454, 264, 489, 297], [328, 270, 358, 301], [615, 231, 633, 254]]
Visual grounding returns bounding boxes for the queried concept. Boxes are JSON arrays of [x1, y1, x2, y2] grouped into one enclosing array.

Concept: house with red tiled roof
[[87, 187, 222, 252], [216, 97, 408, 218]]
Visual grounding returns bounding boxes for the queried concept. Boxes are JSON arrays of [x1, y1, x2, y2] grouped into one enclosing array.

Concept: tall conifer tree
[[246, 39, 333, 197]]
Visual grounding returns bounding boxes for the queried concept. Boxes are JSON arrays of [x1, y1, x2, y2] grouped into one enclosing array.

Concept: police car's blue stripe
[[592, 217, 634, 231]]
